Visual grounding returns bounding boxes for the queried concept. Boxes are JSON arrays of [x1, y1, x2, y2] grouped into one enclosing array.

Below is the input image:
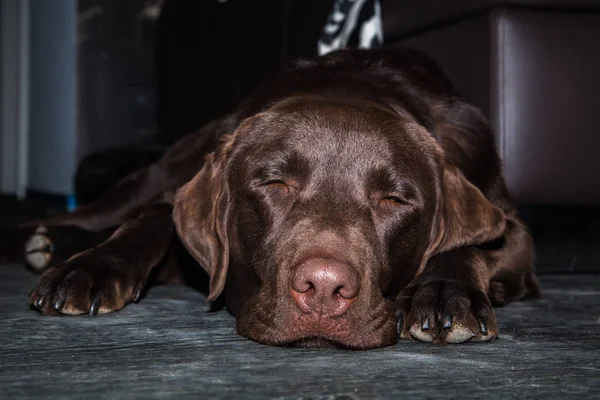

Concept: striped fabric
[[318, 0, 383, 55]]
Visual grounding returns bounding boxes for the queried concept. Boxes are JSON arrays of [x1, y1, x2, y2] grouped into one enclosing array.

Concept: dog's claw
[[89, 299, 101, 316], [34, 297, 44, 308], [132, 283, 143, 303], [53, 299, 64, 311], [442, 315, 452, 330], [478, 317, 488, 335], [421, 317, 430, 331], [396, 314, 404, 333]]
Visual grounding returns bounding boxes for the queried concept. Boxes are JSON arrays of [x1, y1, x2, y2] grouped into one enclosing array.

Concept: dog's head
[[173, 97, 505, 349]]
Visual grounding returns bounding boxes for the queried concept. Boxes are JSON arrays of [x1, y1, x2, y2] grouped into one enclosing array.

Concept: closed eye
[[262, 179, 295, 195], [379, 195, 408, 207], [263, 179, 286, 186]]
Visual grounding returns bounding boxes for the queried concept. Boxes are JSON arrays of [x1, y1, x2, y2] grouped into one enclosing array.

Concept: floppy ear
[[173, 152, 230, 301], [432, 165, 506, 255]]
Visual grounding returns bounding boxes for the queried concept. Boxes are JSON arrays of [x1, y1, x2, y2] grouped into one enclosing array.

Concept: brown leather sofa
[[384, 0, 600, 206], [383, 1, 600, 272]]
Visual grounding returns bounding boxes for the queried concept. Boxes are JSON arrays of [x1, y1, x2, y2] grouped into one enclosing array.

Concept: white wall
[[1, 0, 77, 197], [27, 0, 77, 195], [0, 0, 30, 197]]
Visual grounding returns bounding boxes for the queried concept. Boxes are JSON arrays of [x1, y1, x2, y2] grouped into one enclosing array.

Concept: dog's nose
[[290, 258, 360, 317]]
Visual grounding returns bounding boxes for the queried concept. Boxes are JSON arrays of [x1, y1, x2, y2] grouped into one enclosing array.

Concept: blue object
[[67, 194, 77, 212]]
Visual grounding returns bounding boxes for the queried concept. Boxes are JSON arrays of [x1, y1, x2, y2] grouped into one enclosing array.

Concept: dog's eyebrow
[[367, 168, 417, 197], [251, 151, 310, 178]]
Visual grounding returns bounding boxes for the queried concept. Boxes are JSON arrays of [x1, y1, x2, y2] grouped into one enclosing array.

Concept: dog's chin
[[238, 326, 399, 349], [287, 337, 354, 349], [235, 293, 399, 350], [244, 332, 397, 350]]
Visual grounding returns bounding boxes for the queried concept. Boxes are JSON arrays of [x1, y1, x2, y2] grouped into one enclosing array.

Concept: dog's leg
[[1, 225, 115, 271], [3, 115, 234, 267], [486, 213, 541, 305], [20, 166, 171, 232], [2, 123, 223, 266], [20, 117, 227, 232], [29, 203, 174, 316], [396, 213, 538, 344]]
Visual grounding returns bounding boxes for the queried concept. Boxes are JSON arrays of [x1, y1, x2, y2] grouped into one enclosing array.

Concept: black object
[[74, 143, 166, 206], [155, 0, 333, 145]]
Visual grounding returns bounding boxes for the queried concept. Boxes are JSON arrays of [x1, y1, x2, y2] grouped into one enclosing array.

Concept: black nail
[[89, 299, 101, 316], [34, 297, 44, 308], [478, 317, 488, 335], [53, 299, 64, 311], [421, 317, 430, 331], [132, 283, 143, 303], [396, 314, 404, 333], [443, 315, 452, 330]]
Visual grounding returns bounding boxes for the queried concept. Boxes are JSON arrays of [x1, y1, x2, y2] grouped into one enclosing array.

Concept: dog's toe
[[409, 320, 434, 343], [444, 325, 476, 343]]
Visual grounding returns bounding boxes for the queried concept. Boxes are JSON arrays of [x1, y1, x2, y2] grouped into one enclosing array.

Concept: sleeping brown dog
[[1, 48, 540, 349]]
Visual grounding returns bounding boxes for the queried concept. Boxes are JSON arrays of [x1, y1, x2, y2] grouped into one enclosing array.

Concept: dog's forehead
[[247, 99, 430, 166]]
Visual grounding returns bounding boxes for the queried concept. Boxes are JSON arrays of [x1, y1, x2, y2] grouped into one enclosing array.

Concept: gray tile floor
[[1, 265, 598, 399]]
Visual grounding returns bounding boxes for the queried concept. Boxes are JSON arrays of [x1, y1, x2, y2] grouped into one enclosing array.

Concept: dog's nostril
[[294, 280, 314, 293], [335, 284, 358, 300], [290, 258, 360, 317]]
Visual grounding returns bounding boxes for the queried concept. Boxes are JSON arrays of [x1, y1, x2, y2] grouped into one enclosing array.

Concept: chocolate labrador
[[1, 48, 540, 349]]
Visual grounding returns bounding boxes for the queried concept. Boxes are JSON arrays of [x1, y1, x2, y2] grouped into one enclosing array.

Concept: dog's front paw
[[396, 280, 498, 344], [29, 256, 145, 316]]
